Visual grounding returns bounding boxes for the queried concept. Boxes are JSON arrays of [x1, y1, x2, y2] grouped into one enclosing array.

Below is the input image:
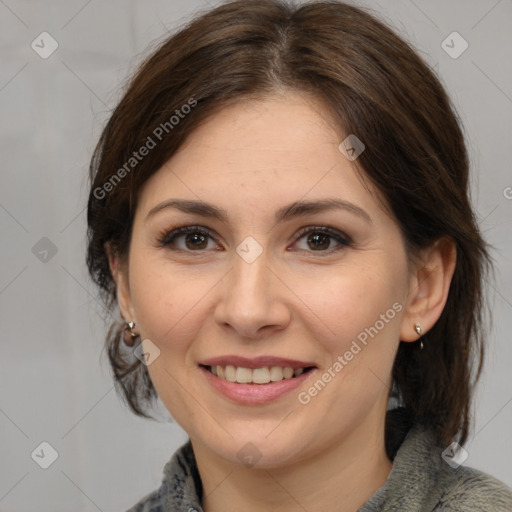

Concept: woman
[[86, 0, 512, 510]]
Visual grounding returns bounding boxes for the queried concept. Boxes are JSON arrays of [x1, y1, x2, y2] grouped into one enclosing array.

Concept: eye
[[291, 226, 352, 253], [158, 226, 220, 251], [158, 225, 352, 254]]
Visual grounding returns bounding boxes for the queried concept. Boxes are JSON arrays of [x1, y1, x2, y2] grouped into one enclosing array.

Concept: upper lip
[[199, 355, 317, 370]]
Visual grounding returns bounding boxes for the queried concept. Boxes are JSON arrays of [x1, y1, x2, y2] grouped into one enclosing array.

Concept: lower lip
[[200, 366, 315, 405]]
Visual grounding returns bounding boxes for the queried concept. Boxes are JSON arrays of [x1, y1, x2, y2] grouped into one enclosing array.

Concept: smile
[[204, 364, 315, 384], [198, 357, 318, 404]]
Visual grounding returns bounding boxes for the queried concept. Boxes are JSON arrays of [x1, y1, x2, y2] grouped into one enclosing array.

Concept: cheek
[[126, 253, 214, 425], [127, 252, 208, 349], [296, 258, 405, 356], [293, 269, 404, 420]]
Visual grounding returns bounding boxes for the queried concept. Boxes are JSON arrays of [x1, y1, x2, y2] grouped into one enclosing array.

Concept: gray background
[[1, 0, 511, 510]]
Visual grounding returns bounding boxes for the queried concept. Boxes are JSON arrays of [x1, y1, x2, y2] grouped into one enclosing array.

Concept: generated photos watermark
[[338, 134, 365, 161], [93, 97, 198, 200], [237, 442, 263, 468], [31, 441, 59, 469], [441, 31, 469, 59], [298, 301, 403, 404], [133, 338, 161, 366], [442, 441, 469, 468]]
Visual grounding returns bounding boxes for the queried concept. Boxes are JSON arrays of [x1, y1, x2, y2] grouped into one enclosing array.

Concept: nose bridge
[[215, 239, 289, 337], [229, 242, 272, 309]]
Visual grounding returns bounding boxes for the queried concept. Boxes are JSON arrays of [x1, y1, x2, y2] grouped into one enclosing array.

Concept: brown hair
[[86, 0, 491, 447]]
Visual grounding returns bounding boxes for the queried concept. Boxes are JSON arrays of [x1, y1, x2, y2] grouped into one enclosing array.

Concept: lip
[[199, 355, 316, 370], [199, 364, 317, 405]]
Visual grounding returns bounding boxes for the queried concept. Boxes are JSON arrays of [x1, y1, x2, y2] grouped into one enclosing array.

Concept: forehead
[[185, 92, 340, 152], [136, 93, 386, 221]]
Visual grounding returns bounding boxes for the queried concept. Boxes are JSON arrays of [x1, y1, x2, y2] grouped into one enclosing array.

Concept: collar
[[358, 421, 457, 511]]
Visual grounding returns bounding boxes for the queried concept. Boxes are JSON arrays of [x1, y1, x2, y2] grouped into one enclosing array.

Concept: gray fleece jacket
[[126, 417, 512, 511]]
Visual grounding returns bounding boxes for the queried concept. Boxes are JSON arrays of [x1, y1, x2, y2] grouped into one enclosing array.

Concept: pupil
[[186, 233, 207, 249], [309, 233, 329, 250]]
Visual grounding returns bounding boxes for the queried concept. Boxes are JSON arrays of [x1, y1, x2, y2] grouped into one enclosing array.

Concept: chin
[[196, 425, 314, 470]]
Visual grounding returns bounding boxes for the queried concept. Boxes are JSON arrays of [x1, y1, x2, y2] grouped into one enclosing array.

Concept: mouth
[[198, 355, 318, 403], [200, 364, 316, 385]]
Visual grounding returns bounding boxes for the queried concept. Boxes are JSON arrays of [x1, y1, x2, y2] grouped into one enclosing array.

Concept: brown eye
[[293, 226, 352, 253], [307, 232, 331, 250], [159, 226, 218, 251], [184, 232, 208, 250], [158, 225, 351, 255]]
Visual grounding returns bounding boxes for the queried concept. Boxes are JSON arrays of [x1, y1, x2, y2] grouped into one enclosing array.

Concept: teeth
[[283, 367, 294, 379], [235, 367, 252, 383], [209, 365, 308, 384], [252, 367, 270, 384], [225, 365, 236, 382], [270, 366, 284, 381]]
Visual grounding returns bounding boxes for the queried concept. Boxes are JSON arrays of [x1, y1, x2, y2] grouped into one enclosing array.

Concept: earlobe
[[400, 237, 457, 342]]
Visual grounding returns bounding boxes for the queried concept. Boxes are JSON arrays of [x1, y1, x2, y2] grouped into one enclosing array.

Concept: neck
[[193, 412, 392, 512]]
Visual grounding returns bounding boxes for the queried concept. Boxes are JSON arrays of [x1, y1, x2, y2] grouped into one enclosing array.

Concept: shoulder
[[434, 464, 512, 512], [123, 439, 203, 512], [365, 417, 512, 512], [125, 489, 163, 512]]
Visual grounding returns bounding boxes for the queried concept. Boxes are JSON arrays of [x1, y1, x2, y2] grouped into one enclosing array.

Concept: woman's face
[[117, 92, 417, 468]]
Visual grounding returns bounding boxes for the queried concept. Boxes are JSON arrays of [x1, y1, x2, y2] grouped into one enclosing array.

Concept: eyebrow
[[146, 198, 372, 224]]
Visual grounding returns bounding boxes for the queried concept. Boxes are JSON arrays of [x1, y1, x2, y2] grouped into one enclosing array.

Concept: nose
[[214, 248, 291, 340]]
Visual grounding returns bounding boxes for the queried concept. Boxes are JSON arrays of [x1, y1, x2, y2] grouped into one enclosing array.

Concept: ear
[[400, 236, 457, 342], [105, 242, 136, 324]]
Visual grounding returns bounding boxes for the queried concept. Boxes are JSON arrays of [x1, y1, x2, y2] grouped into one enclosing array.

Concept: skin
[[110, 91, 456, 512]]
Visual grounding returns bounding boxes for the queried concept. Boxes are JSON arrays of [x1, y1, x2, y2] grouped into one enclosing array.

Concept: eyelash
[[157, 225, 352, 255]]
